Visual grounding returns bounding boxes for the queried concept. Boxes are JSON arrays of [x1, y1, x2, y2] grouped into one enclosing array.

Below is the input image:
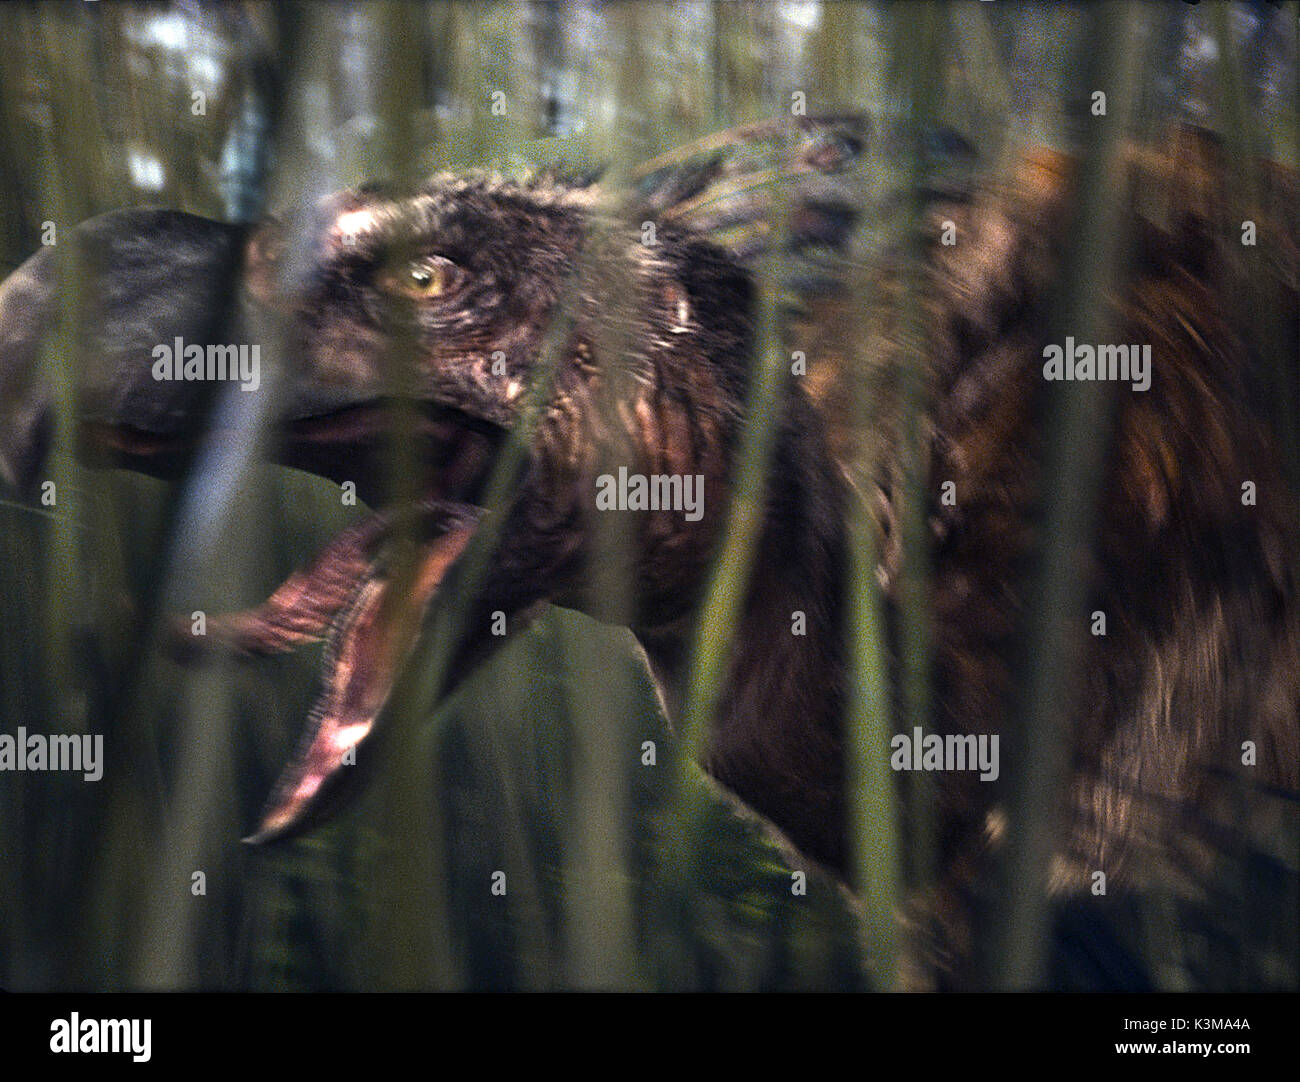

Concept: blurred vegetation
[[0, 1, 1295, 991]]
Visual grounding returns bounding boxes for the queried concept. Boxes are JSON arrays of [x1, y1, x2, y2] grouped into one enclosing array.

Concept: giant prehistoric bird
[[0, 119, 1296, 985]]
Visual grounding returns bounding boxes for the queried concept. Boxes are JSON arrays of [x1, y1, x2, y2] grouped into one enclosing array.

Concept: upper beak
[[0, 209, 252, 494], [0, 207, 390, 500]]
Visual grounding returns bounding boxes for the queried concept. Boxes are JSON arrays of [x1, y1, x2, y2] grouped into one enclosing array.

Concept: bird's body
[[1, 121, 1296, 986]]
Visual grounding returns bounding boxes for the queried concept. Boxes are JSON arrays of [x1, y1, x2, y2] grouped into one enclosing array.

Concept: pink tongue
[[245, 522, 477, 844]]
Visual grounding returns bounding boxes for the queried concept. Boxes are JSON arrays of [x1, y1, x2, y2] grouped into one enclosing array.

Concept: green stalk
[[992, 0, 1141, 991], [891, 0, 946, 901]]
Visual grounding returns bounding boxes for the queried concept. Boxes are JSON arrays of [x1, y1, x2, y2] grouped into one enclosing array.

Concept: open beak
[[0, 207, 502, 842]]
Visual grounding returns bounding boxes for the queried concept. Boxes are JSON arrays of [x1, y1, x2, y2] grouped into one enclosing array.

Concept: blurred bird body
[[0, 118, 1295, 987]]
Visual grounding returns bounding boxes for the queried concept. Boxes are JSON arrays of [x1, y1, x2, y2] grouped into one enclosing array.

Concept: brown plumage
[[0, 118, 1295, 987]]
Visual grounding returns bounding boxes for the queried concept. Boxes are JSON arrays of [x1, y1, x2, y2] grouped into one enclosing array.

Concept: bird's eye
[[379, 254, 462, 301]]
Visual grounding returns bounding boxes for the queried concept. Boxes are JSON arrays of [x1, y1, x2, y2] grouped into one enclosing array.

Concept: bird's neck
[[633, 405, 851, 872]]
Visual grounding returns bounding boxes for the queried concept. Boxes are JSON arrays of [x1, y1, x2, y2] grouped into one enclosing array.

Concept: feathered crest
[[626, 113, 871, 297]]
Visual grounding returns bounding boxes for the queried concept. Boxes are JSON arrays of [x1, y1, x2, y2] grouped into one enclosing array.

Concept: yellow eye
[[381, 255, 460, 300]]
